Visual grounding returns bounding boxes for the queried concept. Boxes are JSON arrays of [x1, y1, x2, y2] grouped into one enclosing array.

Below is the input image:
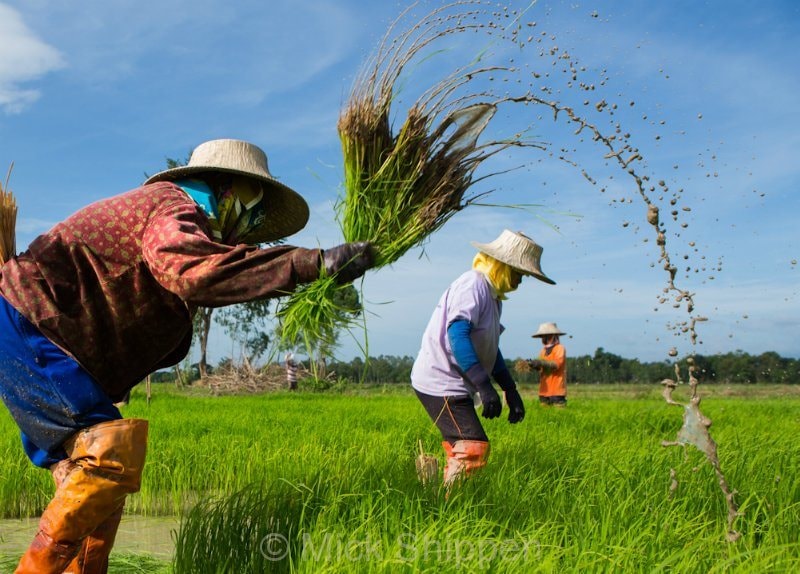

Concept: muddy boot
[[443, 440, 490, 489], [15, 419, 148, 574], [56, 457, 124, 574], [440, 441, 454, 484], [63, 505, 124, 574]]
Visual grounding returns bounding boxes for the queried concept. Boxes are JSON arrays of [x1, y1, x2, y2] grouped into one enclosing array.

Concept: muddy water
[[0, 515, 178, 560]]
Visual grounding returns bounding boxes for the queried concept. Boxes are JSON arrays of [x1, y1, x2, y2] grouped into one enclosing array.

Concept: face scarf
[[177, 177, 266, 244], [472, 252, 518, 300], [542, 335, 560, 354]]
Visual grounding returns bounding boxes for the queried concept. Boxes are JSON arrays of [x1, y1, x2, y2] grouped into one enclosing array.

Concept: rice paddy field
[[1, 383, 798, 573]]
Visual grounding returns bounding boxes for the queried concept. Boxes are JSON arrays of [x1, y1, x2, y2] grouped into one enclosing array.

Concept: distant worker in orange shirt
[[528, 322, 568, 407]]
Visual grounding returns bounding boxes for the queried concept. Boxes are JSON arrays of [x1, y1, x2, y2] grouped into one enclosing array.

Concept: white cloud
[[0, 3, 64, 113]]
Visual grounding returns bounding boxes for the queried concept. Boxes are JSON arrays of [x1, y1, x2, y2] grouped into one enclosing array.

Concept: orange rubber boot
[[49, 458, 126, 574], [441, 441, 455, 484], [63, 505, 124, 574], [15, 419, 148, 574], [443, 440, 490, 488]]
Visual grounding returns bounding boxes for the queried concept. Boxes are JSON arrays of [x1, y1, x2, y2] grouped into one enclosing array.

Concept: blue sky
[[1, 0, 797, 365]]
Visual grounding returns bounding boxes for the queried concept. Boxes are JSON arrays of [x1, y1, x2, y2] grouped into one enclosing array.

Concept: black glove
[[504, 388, 525, 424], [322, 242, 375, 285], [494, 368, 525, 424], [465, 364, 501, 419]]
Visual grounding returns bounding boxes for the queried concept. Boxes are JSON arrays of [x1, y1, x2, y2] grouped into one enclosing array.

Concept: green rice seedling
[[277, 2, 546, 353], [3, 386, 799, 570], [276, 273, 357, 365]]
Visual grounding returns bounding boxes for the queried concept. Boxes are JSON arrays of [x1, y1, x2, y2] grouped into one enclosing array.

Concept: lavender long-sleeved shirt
[[411, 270, 503, 396]]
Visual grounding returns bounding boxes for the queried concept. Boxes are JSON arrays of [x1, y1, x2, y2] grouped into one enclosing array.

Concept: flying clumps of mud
[[661, 361, 741, 542]]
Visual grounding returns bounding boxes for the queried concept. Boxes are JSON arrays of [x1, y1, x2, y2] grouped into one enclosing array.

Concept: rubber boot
[[443, 440, 490, 488], [48, 460, 126, 574], [63, 505, 124, 574], [15, 419, 148, 574], [441, 441, 454, 486]]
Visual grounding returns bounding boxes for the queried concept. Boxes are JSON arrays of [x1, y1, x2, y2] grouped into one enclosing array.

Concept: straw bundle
[[278, 2, 545, 349], [0, 164, 17, 265]]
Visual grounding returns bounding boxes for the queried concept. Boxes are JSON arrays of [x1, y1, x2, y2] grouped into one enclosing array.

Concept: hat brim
[[145, 166, 309, 244], [532, 332, 566, 338]]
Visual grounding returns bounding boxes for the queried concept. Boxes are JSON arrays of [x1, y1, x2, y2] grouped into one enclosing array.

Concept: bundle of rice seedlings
[[0, 163, 17, 265], [514, 358, 533, 374], [415, 439, 439, 485], [278, 1, 545, 350]]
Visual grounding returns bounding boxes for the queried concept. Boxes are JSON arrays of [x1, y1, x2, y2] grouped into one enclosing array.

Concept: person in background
[[529, 322, 568, 407], [0, 139, 375, 573], [285, 351, 299, 390], [411, 229, 556, 488]]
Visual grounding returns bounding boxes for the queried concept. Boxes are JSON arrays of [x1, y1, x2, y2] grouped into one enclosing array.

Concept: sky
[[0, 0, 797, 366]]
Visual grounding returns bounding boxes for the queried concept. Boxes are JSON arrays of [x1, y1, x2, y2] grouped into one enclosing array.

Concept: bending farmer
[[0, 139, 375, 573], [411, 230, 555, 488]]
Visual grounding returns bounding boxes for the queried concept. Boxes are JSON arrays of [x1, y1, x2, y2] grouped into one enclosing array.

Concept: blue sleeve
[[447, 319, 480, 371]]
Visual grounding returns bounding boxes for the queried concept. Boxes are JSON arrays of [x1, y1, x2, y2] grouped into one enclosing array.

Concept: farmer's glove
[[323, 242, 375, 285], [494, 368, 525, 424], [465, 364, 501, 419]]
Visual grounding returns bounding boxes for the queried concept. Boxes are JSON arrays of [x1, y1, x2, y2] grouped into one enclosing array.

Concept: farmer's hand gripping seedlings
[[0, 138, 375, 573]]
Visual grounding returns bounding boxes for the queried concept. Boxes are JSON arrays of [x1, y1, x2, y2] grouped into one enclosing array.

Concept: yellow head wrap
[[472, 252, 518, 300]]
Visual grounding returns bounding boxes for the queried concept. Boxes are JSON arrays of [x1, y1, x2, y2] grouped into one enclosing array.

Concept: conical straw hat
[[470, 229, 555, 285], [145, 139, 309, 243], [532, 322, 566, 337]]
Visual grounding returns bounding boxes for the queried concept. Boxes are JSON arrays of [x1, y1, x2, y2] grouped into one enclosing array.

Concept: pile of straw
[[278, 2, 544, 349], [0, 164, 17, 265]]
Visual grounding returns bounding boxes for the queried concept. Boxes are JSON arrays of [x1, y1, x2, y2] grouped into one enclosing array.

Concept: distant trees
[[329, 355, 417, 384], [150, 349, 799, 386], [324, 349, 800, 386]]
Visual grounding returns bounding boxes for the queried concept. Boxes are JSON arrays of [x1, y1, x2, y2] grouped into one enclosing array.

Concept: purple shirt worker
[[411, 230, 555, 488]]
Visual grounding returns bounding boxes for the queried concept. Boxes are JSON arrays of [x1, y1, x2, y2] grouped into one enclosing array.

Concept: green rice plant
[[277, 1, 546, 353], [2, 386, 799, 571]]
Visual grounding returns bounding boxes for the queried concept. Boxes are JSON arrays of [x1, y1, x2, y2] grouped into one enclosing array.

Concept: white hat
[[145, 139, 309, 243], [471, 229, 555, 285], [532, 322, 566, 337]]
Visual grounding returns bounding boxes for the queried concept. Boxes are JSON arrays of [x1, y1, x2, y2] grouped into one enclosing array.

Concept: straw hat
[[532, 322, 566, 338], [144, 139, 309, 243], [470, 229, 555, 285]]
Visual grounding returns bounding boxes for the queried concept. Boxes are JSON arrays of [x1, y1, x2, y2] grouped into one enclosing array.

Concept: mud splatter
[[371, 1, 737, 538], [661, 361, 741, 541]]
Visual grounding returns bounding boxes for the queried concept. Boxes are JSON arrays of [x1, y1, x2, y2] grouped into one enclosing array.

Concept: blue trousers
[[0, 296, 120, 468]]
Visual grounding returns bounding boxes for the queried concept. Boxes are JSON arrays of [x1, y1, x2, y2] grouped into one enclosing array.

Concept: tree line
[[323, 349, 800, 385]]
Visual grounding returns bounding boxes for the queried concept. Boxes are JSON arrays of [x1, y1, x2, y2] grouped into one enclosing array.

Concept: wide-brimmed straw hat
[[144, 139, 309, 243], [470, 229, 555, 285], [532, 322, 566, 338]]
